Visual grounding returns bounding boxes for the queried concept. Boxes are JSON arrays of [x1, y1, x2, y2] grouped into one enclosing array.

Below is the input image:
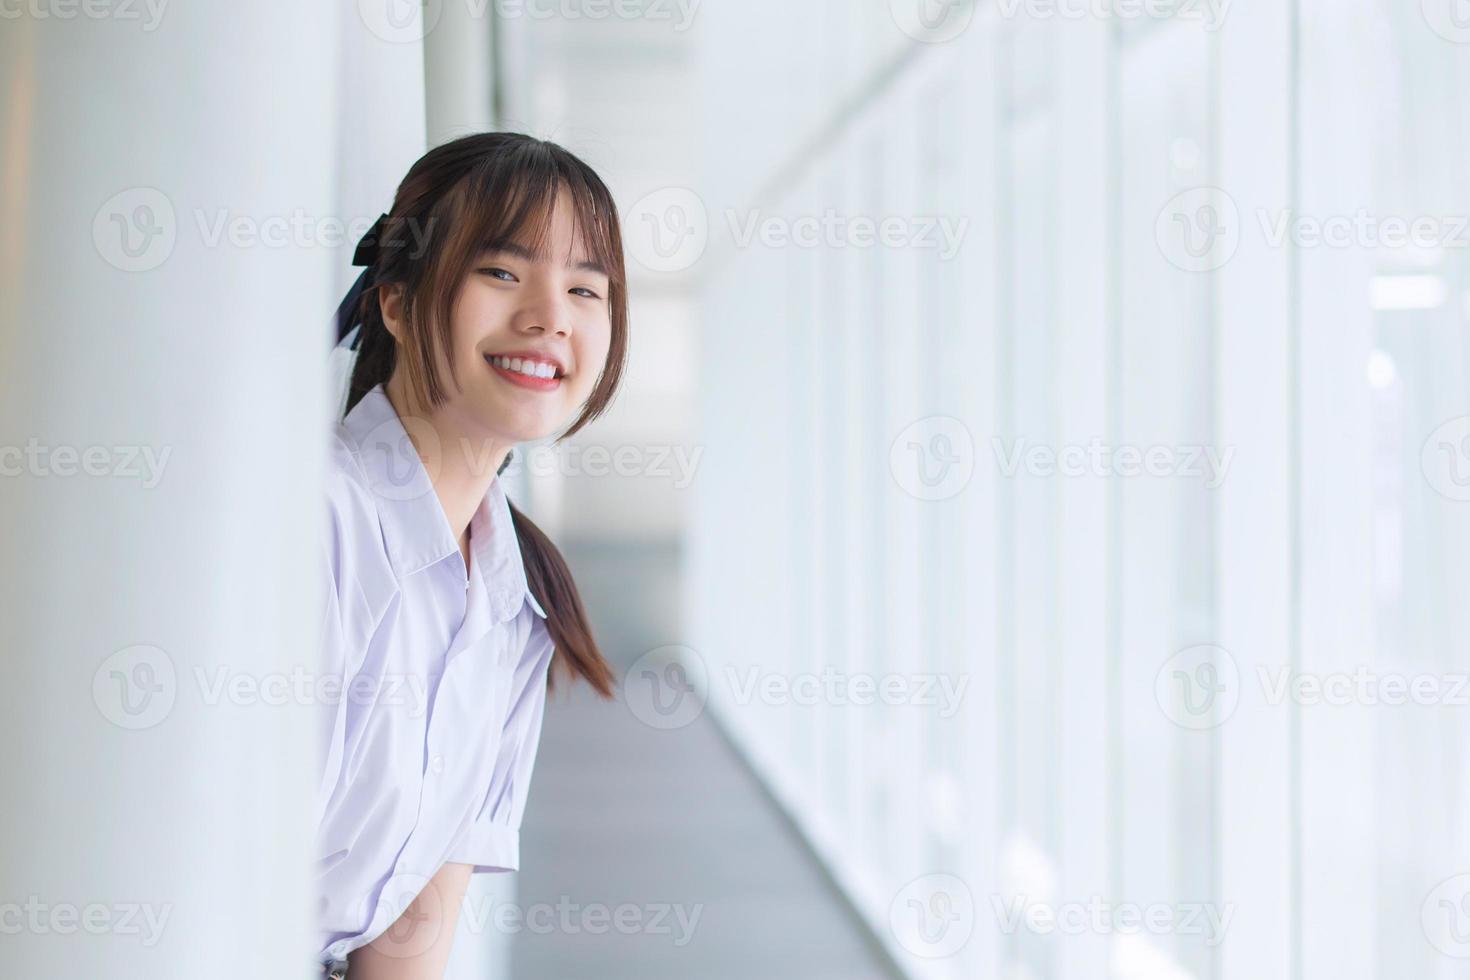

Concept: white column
[[0, 5, 338, 979], [424, 0, 496, 147], [1216, 1, 1296, 976]]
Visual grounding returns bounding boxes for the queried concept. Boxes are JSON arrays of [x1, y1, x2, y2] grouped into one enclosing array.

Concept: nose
[[511, 278, 573, 337]]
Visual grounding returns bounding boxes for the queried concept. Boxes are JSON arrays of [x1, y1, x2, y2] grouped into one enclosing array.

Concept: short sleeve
[[449, 614, 556, 873]]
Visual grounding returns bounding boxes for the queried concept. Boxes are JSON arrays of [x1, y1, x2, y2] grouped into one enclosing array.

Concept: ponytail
[[506, 494, 614, 697]]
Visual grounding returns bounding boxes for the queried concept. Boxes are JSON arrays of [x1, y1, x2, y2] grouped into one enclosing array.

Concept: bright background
[[3, 2, 1469, 979]]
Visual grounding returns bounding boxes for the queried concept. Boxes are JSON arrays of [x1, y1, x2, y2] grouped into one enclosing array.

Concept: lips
[[484, 352, 564, 392]]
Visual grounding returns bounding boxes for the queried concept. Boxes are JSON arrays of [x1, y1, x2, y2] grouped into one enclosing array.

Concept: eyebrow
[[480, 240, 610, 278]]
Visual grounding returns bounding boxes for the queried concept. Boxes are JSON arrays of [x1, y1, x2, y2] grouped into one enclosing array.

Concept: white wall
[[0, 5, 340, 977], [0, 6, 434, 976], [686, 3, 1470, 978]]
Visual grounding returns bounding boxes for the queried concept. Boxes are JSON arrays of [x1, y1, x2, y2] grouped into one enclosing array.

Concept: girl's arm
[[345, 862, 473, 980]]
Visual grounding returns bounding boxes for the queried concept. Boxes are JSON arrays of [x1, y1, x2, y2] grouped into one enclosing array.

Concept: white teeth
[[490, 355, 559, 380]]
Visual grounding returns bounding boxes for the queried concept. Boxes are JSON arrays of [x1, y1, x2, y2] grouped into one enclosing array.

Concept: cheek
[[572, 324, 613, 399]]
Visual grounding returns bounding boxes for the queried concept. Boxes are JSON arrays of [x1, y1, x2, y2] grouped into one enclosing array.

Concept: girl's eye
[[570, 287, 601, 299], [479, 267, 517, 282]]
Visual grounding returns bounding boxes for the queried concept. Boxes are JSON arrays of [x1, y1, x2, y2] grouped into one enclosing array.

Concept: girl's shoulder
[[321, 427, 398, 602], [324, 430, 377, 530]]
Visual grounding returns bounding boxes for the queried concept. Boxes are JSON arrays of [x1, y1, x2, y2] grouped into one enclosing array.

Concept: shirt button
[[430, 754, 444, 774]]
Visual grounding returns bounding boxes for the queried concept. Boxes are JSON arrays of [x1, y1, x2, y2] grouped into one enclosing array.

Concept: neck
[[383, 370, 514, 544]]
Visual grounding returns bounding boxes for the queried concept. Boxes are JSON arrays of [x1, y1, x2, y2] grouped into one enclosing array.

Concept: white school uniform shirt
[[314, 381, 553, 962]]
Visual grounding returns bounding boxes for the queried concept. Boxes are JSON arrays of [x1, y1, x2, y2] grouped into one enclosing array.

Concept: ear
[[378, 282, 406, 342]]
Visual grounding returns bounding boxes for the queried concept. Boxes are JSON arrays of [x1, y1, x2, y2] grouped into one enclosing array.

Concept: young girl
[[315, 133, 627, 979]]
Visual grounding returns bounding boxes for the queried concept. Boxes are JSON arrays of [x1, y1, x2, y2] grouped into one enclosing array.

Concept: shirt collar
[[339, 383, 547, 622]]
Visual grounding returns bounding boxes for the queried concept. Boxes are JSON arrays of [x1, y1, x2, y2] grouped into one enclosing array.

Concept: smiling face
[[382, 187, 615, 452]]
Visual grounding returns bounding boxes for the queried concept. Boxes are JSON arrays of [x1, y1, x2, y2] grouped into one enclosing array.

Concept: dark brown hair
[[344, 132, 625, 697]]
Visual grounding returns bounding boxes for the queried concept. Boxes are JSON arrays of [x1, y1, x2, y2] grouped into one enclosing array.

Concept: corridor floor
[[508, 544, 901, 980]]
